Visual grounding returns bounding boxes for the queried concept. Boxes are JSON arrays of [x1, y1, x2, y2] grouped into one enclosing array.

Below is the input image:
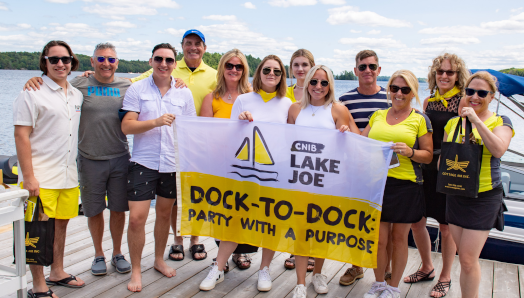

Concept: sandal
[[284, 254, 295, 269], [307, 257, 315, 272], [385, 272, 392, 284], [404, 269, 435, 283], [232, 253, 251, 270], [189, 244, 207, 261], [168, 244, 184, 261], [431, 280, 451, 297], [45, 274, 85, 288], [212, 258, 230, 273], [28, 289, 54, 298]]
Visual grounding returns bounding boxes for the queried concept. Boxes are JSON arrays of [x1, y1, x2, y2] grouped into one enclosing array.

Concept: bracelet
[[408, 148, 415, 158]]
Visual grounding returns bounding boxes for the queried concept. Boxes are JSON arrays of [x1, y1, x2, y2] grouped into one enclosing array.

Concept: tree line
[[500, 68, 524, 77]]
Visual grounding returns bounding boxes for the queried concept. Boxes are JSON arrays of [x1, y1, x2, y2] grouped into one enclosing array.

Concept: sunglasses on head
[[262, 67, 282, 76], [358, 64, 378, 71], [225, 62, 244, 71], [436, 69, 457, 76], [153, 56, 175, 65], [465, 88, 493, 98], [389, 85, 412, 94], [310, 79, 329, 87], [45, 56, 72, 64], [95, 56, 117, 64]]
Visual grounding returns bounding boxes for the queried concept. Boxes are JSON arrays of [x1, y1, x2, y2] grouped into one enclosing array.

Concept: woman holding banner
[[403, 53, 469, 297], [442, 71, 513, 298], [286, 64, 352, 297], [361, 70, 433, 298], [199, 55, 292, 292]]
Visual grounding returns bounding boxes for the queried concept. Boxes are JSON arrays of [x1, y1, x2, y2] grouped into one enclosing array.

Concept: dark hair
[[152, 43, 177, 57], [39, 40, 79, 75], [355, 49, 379, 66]]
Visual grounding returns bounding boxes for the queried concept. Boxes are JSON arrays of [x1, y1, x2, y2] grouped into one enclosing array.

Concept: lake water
[[1, 69, 523, 163]]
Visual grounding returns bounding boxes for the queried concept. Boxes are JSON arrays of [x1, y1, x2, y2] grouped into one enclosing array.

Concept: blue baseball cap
[[182, 29, 205, 43]]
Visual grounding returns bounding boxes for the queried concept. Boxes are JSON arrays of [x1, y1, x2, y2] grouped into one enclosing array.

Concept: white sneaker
[[363, 281, 387, 298], [292, 284, 307, 298], [257, 266, 272, 291], [378, 285, 400, 298], [312, 273, 329, 294], [199, 264, 224, 291]]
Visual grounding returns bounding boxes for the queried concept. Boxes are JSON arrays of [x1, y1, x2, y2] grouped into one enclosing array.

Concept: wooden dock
[[1, 210, 523, 298]]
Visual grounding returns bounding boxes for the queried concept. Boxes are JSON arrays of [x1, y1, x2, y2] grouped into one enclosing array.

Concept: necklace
[[228, 93, 232, 100], [310, 104, 322, 116], [295, 84, 304, 89]]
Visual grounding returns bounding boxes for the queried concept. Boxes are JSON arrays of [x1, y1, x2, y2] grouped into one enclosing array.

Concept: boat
[[409, 69, 524, 265]]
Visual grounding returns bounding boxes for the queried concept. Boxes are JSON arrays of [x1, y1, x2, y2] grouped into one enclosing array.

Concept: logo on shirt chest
[[75, 105, 81, 112]]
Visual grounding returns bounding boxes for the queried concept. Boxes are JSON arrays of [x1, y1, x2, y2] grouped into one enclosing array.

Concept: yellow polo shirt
[[131, 59, 217, 115]]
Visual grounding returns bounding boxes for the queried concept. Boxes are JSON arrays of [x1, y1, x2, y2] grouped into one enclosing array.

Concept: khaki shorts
[[23, 185, 79, 220]]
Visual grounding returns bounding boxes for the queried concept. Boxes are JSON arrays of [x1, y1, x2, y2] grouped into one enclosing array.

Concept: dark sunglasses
[[389, 85, 412, 94], [358, 64, 378, 71], [45, 56, 72, 64], [465, 88, 493, 98], [95, 56, 117, 64], [310, 79, 329, 87], [436, 69, 457, 76], [153, 56, 175, 65], [225, 63, 244, 71], [262, 67, 282, 76]]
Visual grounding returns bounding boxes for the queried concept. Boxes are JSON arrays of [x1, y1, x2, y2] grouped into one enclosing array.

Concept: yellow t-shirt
[[444, 114, 514, 193], [131, 59, 217, 116], [369, 108, 433, 183], [286, 85, 296, 103], [212, 97, 233, 119]]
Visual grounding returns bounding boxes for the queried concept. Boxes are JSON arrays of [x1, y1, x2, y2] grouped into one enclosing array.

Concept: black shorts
[[381, 177, 425, 223], [127, 162, 177, 201]]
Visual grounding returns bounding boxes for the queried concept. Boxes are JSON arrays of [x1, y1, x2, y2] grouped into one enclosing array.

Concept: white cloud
[[367, 29, 380, 35], [420, 36, 481, 45], [327, 6, 411, 27], [0, 23, 33, 31], [350, 29, 361, 33], [17, 23, 31, 29], [339, 37, 406, 48], [269, 0, 317, 7], [83, 0, 180, 17], [320, 0, 345, 5], [104, 21, 137, 28], [0, 1, 8, 10], [510, 7, 523, 13], [286, 37, 293, 40], [504, 43, 524, 50], [164, 28, 186, 36], [481, 12, 524, 33], [419, 25, 491, 36], [418, 21, 427, 26], [242, 2, 256, 9], [203, 15, 237, 22], [45, 0, 76, 3]]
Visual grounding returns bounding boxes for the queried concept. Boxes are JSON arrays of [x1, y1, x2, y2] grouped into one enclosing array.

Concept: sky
[[0, 0, 524, 77]]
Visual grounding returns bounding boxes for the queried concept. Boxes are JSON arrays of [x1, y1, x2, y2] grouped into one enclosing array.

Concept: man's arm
[[14, 126, 39, 196], [121, 111, 175, 135], [131, 68, 153, 83]]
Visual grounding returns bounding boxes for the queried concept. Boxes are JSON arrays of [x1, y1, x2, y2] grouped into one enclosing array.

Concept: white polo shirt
[[13, 75, 83, 189], [123, 75, 196, 173], [230, 92, 292, 124]]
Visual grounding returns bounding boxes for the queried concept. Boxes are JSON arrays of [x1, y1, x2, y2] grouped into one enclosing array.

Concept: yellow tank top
[[286, 85, 296, 103], [212, 97, 234, 119]]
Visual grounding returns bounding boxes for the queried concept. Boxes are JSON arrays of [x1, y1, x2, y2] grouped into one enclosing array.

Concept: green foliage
[[334, 70, 356, 80], [0, 51, 152, 73], [500, 68, 524, 77]]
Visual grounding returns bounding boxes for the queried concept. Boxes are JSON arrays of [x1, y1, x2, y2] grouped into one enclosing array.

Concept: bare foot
[[48, 271, 85, 287], [154, 260, 176, 278], [128, 271, 142, 292]]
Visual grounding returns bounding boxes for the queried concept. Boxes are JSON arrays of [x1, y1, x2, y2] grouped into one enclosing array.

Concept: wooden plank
[[493, 261, 519, 298], [322, 263, 356, 298], [405, 251, 442, 298], [519, 265, 524, 298], [478, 259, 494, 298], [341, 266, 376, 297], [292, 258, 344, 298], [253, 259, 308, 298], [442, 255, 462, 298]]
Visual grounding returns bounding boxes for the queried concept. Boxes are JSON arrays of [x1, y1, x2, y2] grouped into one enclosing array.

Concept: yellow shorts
[[23, 185, 80, 220]]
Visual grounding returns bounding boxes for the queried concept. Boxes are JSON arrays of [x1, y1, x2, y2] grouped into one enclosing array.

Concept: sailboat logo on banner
[[231, 126, 278, 181]]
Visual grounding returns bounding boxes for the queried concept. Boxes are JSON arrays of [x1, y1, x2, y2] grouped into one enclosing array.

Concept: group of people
[[15, 28, 514, 298]]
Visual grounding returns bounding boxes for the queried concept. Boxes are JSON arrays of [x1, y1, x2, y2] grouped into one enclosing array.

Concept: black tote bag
[[24, 196, 55, 266], [437, 117, 483, 198]]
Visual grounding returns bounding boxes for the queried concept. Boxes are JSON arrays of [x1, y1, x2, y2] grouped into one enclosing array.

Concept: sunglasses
[[358, 64, 378, 71], [436, 69, 457, 76], [465, 88, 493, 98], [153, 56, 175, 65], [225, 63, 244, 71], [45, 56, 73, 64], [389, 85, 412, 94], [262, 67, 282, 76], [310, 79, 329, 87], [95, 56, 117, 64]]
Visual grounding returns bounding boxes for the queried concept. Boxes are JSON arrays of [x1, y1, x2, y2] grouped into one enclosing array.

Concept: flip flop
[[27, 289, 54, 298], [189, 244, 207, 261], [168, 244, 184, 261], [45, 274, 84, 288]]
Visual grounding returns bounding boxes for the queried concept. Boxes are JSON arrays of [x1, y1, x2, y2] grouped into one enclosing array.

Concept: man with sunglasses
[[121, 43, 196, 292], [338, 49, 390, 286], [24, 42, 134, 277]]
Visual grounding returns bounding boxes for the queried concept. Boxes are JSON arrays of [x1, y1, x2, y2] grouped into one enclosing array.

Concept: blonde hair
[[427, 53, 470, 97], [289, 49, 315, 79], [252, 55, 287, 98], [466, 71, 498, 93], [299, 65, 337, 109], [386, 70, 421, 106], [213, 49, 251, 99]]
